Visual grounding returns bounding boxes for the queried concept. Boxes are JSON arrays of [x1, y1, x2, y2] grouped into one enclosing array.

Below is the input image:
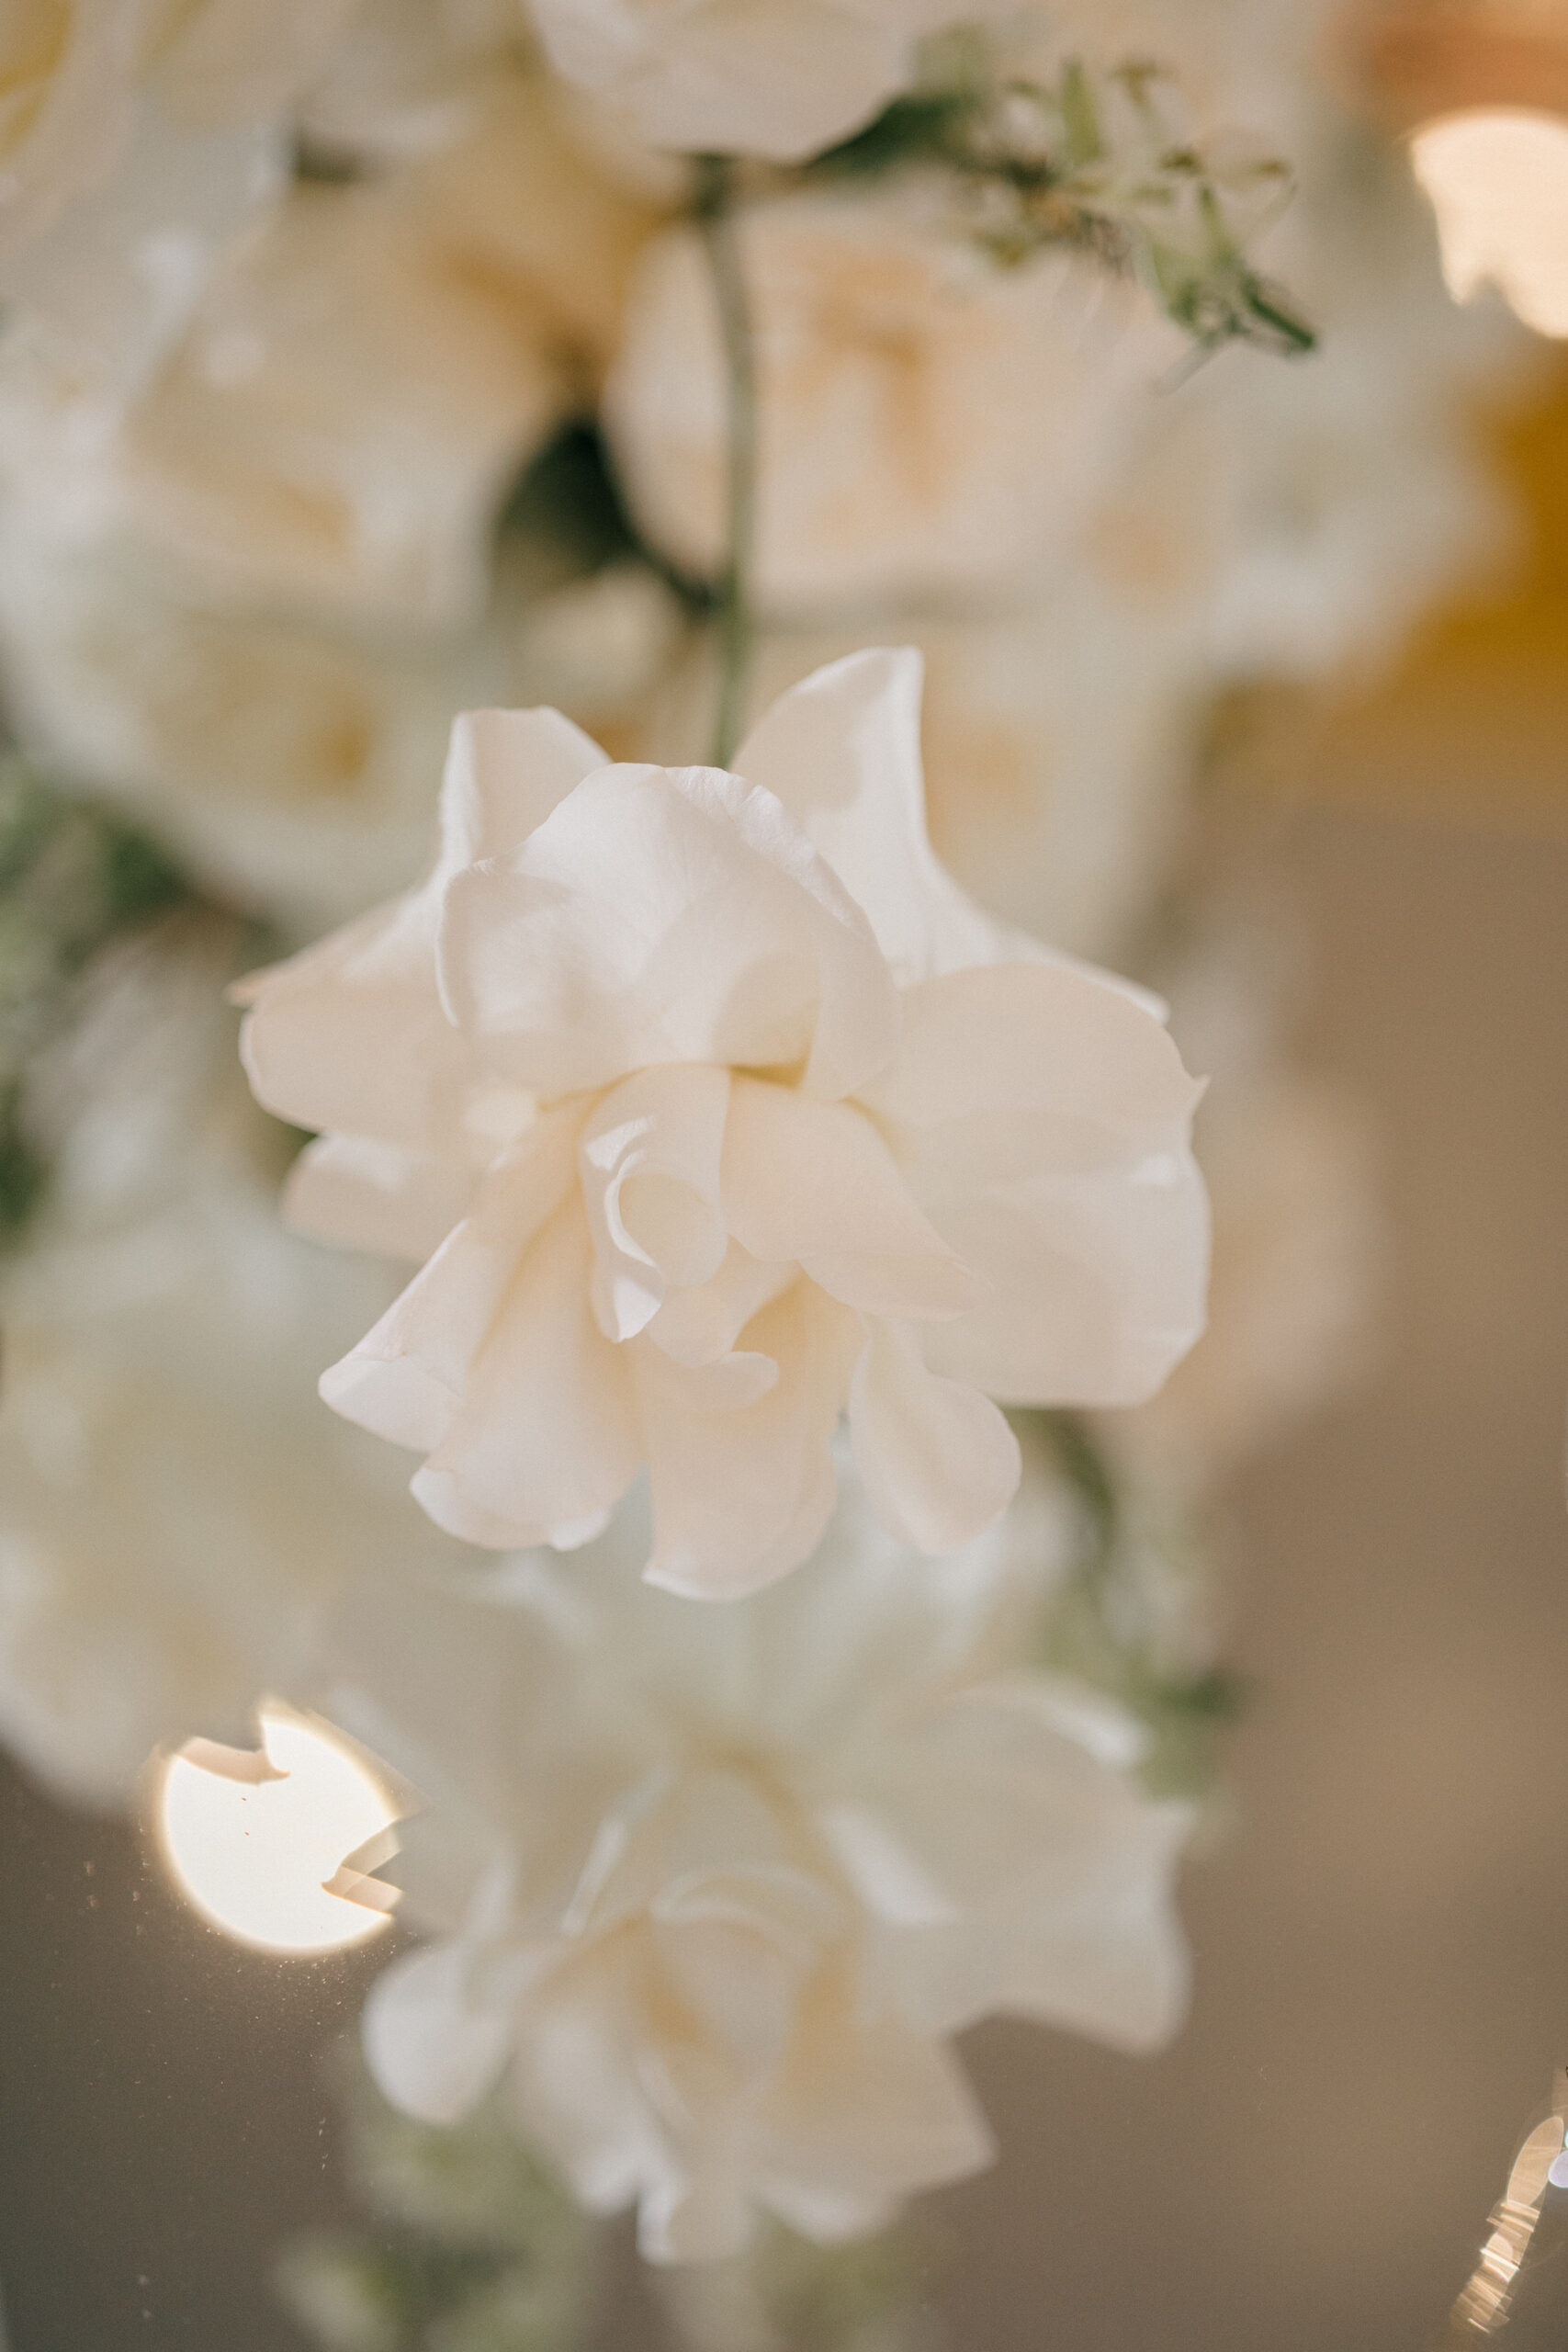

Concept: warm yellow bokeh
[[1414, 107, 1568, 334]]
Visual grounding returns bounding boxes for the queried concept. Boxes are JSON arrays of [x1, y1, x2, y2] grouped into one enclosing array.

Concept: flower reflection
[[322, 1465, 1192, 2263], [155, 1702, 397, 1956]]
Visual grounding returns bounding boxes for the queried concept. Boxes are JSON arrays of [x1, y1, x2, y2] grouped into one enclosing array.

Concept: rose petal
[[579, 1063, 730, 1342], [735, 649, 1168, 1011], [319, 1105, 583, 1454], [437, 704, 609, 874], [437, 762, 898, 1102], [363, 1939, 513, 2129], [644, 1237, 795, 1369], [413, 1196, 640, 1551], [284, 1132, 478, 1264], [861, 963, 1209, 1405], [237, 891, 466, 1151], [842, 1700, 1192, 2048], [848, 1317, 1020, 1553], [722, 1076, 981, 1320], [756, 1957, 995, 2232], [637, 1281, 861, 1599], [733, 646, 1027, 986], [234, 705, 606, 1145]]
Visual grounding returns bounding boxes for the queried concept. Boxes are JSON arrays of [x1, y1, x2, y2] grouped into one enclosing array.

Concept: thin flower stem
[[693, 154, 757, 769]]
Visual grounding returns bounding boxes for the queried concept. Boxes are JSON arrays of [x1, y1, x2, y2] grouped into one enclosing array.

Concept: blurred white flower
[[328, 1467, 1191, 2261], [239, 650, 1208, 1597], [18, 73, 662, 630], [0, 374, 692, 937], [0, 918, 442, 1808], [0, 513, 481, 933], [1190, 119, 1531, 685], [0, 459, 689, 936], [604, 179, 1180, 613], [524, 0, 1020, 164], [0, 0, 365, 393]]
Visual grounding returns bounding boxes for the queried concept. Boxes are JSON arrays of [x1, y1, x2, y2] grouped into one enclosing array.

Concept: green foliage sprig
[[818, 44, 1315, 362], [0, 760, 192, 1250]]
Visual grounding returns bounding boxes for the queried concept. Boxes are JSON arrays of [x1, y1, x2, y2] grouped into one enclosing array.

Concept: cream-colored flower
[[603, 180, 1180, 613], [0, 0, 357, 254], [525, 0, 1020, 164], [0, 0, 366, 390], [47, 73, 660, 629], [0, 921, 432, 1809], [0, 508, 477, 933], [296, 0, 536, 171], [329, 1467, 1191, 2261], [240, 650, 1208, 1598], [0, 454, 688, 935]]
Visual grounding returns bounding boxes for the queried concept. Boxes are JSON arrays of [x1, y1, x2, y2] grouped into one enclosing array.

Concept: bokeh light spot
[[1413, 107, 1568, 336], [155, 1704, 396, 1955]]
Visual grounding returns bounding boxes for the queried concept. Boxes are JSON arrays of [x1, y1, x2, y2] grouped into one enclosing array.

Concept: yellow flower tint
[[0, 0, 69, 157]]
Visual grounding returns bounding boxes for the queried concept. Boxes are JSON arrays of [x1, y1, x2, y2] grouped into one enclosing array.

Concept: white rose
[[0, 0, 366, 391], [525, 0, 1021, 164], [602, 181, 1181, 613], [51, 74, 659, 629], [0, 487, 689, 933], [326, 1467, 1191, 2261], [239, 649, 1208, 1598], [0, 922, 435, 1808], [0, 507, 476, 932]]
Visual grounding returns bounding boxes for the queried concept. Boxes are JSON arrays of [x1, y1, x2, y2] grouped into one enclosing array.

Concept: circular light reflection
[[1412, 107, 1568, 336], [156, 1704, 396, 1955]]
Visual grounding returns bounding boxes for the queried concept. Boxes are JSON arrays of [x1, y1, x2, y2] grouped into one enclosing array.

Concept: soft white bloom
[[239, 650, 1209, 1597], [0, 921, 439, 1808], [325, 1468, 1191, 2261], [0, 510, 481, 933], [604, 180, 1181, 613], [0, 457, 687, 934], [0, 0, 357, 254], [14, 73, 660, 630], [0, 0, 366, 392], [524, 0, 1021, 164]]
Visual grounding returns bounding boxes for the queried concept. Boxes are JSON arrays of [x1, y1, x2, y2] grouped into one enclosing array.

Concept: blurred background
[[3, 3, 1568, 2346]]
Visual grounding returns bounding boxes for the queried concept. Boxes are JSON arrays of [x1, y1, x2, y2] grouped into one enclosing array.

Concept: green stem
[[693, 155, 757, 769]]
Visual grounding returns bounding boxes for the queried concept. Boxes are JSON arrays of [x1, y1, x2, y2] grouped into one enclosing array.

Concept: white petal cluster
[[524, 0, 1021, 164], [240, 650, 1209, 1597], [0, 920, 443, 1807], [325, 1470, 1191, 2261]]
